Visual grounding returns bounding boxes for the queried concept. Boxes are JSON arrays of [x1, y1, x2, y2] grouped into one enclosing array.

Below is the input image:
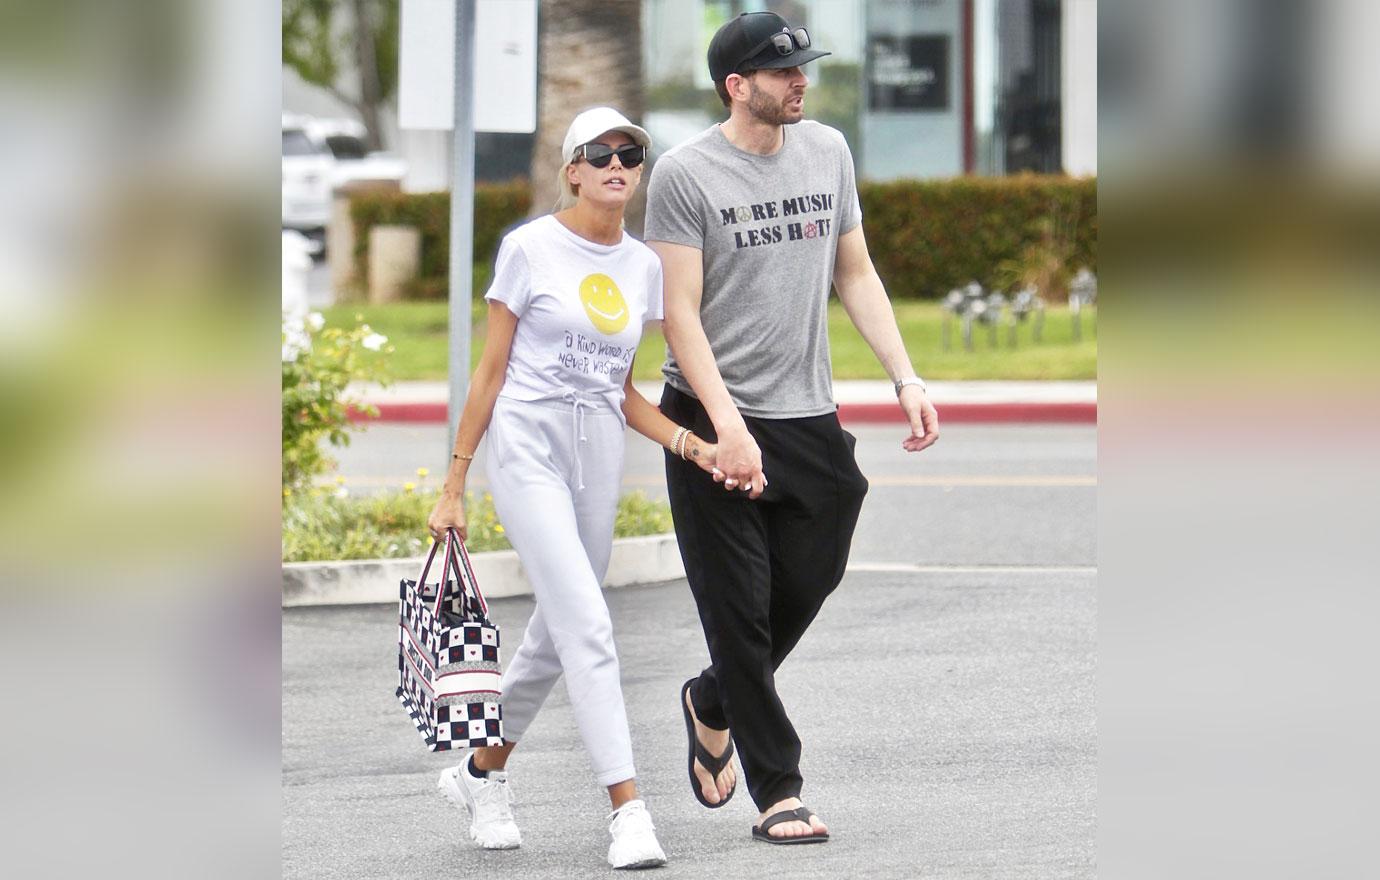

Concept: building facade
[[283, 0, 1096, 190], [643, 0, 1096, 180]]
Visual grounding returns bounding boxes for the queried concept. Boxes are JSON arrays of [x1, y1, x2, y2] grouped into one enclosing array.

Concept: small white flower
[[282, 315, 310, 361], [362, 332, 388, 351], [307, 311, 325, 332]]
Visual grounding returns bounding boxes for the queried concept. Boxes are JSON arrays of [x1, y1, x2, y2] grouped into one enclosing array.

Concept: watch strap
[[894, 376, 927, 396]]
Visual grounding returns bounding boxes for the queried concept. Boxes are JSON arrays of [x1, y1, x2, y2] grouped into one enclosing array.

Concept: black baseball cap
[[707, 11, 831, 82]]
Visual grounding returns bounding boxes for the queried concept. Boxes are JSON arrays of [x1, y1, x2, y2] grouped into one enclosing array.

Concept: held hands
[[683, 434, 720, 477], [427, 492, 468, 542], [710, 424, 767, 500], [900, 385, 940, 453]]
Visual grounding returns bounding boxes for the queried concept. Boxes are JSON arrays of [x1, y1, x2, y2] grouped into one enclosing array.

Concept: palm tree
[[529, 0, 646, 232]]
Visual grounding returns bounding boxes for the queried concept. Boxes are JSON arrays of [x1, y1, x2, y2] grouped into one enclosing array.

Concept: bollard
[[282, 230, 313, 320], [368, 224, 422, 304], [942, 289, 964, 352], [282, 230, 314, 359], [1069, 268, 1096, 343], [331, 179, 400, 302], [983, 291, 1006, 348], [328, 196, 356, 298]]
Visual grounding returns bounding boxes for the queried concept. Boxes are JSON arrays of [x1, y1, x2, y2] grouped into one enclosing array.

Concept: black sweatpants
[[661, 385, 869, 811]]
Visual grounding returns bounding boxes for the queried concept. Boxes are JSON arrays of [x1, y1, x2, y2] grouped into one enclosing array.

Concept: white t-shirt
[[484, 214, 663, 416]]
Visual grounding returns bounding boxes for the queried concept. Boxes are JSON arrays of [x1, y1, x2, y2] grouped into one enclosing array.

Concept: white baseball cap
[[561, 106, 652, 165]]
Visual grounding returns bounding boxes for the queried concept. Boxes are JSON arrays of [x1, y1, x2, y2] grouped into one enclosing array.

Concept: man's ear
[[726, 72, 751, 103]]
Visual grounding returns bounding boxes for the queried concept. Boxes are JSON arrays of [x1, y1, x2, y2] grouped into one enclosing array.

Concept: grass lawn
[[322, 299, 1096, 382]]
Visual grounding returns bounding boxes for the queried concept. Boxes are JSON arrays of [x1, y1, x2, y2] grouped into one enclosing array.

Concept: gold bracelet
[[670, 427, 686, 457], [452, 452, 475, 461]]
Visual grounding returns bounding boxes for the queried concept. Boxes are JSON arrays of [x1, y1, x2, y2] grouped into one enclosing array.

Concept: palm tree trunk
[[351, 0, 386, 151], [530, 0, 646, 231]]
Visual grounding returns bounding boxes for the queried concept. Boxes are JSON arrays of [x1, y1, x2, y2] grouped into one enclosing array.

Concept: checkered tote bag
[[396, 529, 503, 751]]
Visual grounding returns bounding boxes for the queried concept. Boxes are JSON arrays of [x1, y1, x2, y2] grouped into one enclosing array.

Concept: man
[[644, 11, 940, 845]]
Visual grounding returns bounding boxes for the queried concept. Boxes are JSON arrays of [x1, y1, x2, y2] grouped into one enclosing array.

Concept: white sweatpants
[[485, 393, 635, 787]]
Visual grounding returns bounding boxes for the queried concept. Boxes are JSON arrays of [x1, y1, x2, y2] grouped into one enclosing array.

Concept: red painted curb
[[837, 402, 1097, 424], [350, 401, 1096, 425]]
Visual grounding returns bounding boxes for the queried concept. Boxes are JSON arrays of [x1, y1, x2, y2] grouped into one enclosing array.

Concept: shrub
[[281, 313, 391, 492], [349, 179, 531, 299], [282, 486, 674, 562], [857, 175, 1097, 299], [348, 175, 1095, 302]]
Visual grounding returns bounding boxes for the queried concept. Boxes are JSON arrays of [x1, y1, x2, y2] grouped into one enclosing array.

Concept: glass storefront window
[[976, 0, 1063, 174], [642, 0, 1078, 179]]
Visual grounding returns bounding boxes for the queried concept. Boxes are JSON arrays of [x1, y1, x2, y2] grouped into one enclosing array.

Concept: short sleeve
[[644, 155, 706, 249], [644, 257, 664, 321], [483, 235, 532, 316], [836, 133, 862, 236]]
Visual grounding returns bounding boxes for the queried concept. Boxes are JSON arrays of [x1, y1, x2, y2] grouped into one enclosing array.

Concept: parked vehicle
[[282, 113, 407, 253]]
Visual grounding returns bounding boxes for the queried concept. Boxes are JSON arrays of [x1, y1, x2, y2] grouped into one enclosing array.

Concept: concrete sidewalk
[[349, 380, 1097, 424]]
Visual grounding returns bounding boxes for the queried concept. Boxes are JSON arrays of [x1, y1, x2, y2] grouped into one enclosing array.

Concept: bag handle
[[450, 534, 490, 618], [413, 531, 454, 590], [413, 530, 461, 615], [429, 528, 490, 621]]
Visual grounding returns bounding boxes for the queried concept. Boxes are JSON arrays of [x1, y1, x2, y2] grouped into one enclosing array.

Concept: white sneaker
[[606, 799, 667, 870], [436, 752, 521, 850]]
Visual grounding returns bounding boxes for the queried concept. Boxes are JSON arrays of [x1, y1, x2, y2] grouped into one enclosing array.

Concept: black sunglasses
[[737, 27, 812, 73], [577, 143, 646, 169]]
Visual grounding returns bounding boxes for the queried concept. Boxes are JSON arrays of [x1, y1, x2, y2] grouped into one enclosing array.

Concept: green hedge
[[858, 175, 1096, 298], [349, 179, 531, 299], [349, 175, 1094, 301]]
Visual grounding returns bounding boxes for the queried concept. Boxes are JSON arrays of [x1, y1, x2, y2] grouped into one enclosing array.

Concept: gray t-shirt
[[644, 120, 862, 419]]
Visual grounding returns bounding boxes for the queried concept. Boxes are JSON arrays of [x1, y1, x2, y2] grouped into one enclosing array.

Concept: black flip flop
[[751, 806, 830, 845], [680, 678, 736, 809]]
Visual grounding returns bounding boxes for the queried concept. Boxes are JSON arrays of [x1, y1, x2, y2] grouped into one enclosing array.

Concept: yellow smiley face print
[[578, 273, 630, 335]]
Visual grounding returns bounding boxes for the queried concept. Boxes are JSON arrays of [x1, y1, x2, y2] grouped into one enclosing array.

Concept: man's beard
[[747, 81, 804, 126]]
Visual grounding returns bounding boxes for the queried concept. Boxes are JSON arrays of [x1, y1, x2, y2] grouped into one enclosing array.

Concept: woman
[[426, 107, 715, 870]]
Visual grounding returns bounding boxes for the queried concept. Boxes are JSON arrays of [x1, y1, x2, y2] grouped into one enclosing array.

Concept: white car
[[282, 113, 408, 250]]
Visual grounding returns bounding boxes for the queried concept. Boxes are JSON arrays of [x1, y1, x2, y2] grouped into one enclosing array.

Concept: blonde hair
[[554, 162, 578, 211]]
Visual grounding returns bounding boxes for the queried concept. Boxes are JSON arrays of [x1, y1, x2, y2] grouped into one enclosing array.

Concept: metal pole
[[447, 0, 476, 455]]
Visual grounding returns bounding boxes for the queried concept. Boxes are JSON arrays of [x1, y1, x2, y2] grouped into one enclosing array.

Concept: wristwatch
[[894, 376, 927, 397]]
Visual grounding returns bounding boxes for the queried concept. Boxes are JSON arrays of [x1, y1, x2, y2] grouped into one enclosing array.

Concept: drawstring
[[523, 389, 608, 491], [562, 391, 591, 491]]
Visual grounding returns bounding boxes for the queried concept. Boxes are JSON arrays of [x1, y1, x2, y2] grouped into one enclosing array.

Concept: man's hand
[[711, 423, 767, 499], [900, 385, 939, 452]]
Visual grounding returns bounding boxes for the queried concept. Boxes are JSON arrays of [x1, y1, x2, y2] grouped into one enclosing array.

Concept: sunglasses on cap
[[576, 143, 646, 169], [736, 27, 813, 73]]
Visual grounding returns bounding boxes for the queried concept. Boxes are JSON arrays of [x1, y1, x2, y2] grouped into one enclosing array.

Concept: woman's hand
[[427, 492, 467, 542], [684, 433, 718, 476]]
